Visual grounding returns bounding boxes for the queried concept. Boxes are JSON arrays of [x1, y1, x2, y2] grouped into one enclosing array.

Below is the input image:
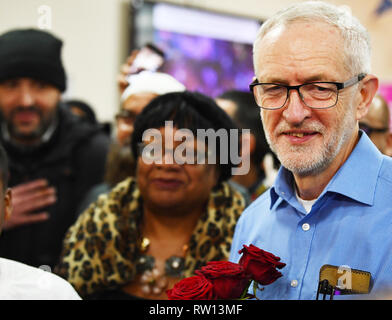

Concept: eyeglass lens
[[253, 83, 338, 109]]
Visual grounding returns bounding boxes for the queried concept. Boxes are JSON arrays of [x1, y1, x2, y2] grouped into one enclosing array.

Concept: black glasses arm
[[337, 73, 367, 90]]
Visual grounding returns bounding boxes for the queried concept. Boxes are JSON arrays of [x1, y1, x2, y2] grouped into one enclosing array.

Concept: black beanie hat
[[0, 28, 66, 92]]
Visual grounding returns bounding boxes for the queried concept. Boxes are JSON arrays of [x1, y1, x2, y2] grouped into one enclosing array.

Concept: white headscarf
[[121, 71, 186, 102]]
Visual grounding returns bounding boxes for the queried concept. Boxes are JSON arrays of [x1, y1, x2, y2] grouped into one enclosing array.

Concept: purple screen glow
[[153, 30, 255, 98]]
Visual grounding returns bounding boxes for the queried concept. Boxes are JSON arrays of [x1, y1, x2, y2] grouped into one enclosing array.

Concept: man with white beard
[[230, 1, 392, 299]]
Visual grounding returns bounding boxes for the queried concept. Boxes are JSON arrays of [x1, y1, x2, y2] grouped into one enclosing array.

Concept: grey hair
[[253, 1, 371, 76]]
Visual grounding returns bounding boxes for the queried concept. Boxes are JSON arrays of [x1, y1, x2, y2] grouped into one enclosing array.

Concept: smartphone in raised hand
[[128, 43, 165, 75]]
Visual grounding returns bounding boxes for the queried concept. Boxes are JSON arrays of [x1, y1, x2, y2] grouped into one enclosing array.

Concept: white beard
[[264, 108, 356, 177]]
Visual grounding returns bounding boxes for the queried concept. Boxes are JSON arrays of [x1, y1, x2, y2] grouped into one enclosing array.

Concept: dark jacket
[[0, 104, 110, 269]]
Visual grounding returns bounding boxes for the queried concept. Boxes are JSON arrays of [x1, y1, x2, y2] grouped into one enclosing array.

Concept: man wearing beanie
[[0, 28, 110, 270]]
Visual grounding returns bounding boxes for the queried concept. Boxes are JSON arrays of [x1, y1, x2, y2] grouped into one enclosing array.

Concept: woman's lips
[[151, 178, 184, 189]]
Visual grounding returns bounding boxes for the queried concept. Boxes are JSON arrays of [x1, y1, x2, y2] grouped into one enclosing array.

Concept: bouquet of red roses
[[166, 244, 286, 300]]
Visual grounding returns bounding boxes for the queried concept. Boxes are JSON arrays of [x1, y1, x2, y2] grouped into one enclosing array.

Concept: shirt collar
[[270, 130, 383, 208], [270, 165, 295, 209], [323, 131, 383, 205]]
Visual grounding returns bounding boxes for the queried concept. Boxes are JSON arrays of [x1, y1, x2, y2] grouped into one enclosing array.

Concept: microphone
[[316, 264, 371, 300]]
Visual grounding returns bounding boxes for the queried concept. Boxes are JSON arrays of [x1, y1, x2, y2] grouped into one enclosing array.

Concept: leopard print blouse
[[56, 177, 245, 297]]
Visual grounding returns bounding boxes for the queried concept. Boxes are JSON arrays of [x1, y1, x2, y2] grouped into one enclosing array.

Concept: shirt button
[[302, 223, 310, 231], [291, 279, 298, 287]]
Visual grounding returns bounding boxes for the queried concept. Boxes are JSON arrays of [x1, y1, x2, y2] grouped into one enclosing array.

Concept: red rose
[[166, 275, 215, 300], [239, 244, 286, 285], [195, 261, 250, 299]]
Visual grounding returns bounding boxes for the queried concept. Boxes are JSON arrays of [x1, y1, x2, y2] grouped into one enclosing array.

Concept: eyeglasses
[[249, 73, 367, 110], [137, 142, 211, 165], [115, 109, 137, 123], [359, 123, 389, 136]]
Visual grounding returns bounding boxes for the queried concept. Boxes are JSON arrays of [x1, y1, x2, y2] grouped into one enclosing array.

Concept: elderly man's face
[[359, 96, 392, 156], [255, 22, 360, 176], [0, 77, 60, 145]]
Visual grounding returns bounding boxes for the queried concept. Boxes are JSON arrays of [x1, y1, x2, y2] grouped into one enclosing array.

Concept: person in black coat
[[0, 28, 110, 269]]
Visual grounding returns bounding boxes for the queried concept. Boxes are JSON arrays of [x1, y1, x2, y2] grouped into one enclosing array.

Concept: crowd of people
[[0, 0, 392, 300]]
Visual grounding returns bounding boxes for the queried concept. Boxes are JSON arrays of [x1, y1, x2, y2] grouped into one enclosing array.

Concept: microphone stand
[[316, 279, 335, 300]]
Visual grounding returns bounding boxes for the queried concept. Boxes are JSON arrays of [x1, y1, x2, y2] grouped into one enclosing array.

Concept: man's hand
[[3, 179, 57, 230], [117, 50, 139, 94]]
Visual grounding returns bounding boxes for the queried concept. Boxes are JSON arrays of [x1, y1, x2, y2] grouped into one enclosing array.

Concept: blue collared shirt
[[229, 132, 392, 299]]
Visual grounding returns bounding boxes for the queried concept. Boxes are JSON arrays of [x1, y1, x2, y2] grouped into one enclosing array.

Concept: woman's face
[[136, 127, 218, 214]]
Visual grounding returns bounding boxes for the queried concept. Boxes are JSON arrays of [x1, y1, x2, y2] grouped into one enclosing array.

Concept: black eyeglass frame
[[115, 109, 137, 121], [249, 73, 367, 110], [136, 142, 212, 165]]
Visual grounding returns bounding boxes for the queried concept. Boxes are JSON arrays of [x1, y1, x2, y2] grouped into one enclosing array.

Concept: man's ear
[[4, 188, 12, 222], [356, 74, 379, 120]]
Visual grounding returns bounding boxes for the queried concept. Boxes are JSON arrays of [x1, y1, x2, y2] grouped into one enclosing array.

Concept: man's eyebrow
[[304, 75, 336, 82], [258, 74, 335, 84]]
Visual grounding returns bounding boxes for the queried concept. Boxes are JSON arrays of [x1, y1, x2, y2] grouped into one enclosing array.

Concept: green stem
[[239, 280, 253, 299]]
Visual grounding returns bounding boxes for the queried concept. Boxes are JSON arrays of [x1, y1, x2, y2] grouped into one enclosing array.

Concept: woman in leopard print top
[[56, 92, 247, 299]]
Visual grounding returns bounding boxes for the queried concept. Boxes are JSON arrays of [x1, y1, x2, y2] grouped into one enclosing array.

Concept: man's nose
[[282, 89, 312, 125], [116, 122, 133, 146], [18, 84, 35, 107]]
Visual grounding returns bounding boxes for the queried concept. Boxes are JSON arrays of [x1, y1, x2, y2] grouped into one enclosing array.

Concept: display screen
[[131, 2, 261, 98], [153, 30, 255, 98]]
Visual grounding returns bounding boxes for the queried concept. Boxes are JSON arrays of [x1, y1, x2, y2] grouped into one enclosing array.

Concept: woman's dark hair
[[131, 91, 239, 183], [0, 144, 9, 190]]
